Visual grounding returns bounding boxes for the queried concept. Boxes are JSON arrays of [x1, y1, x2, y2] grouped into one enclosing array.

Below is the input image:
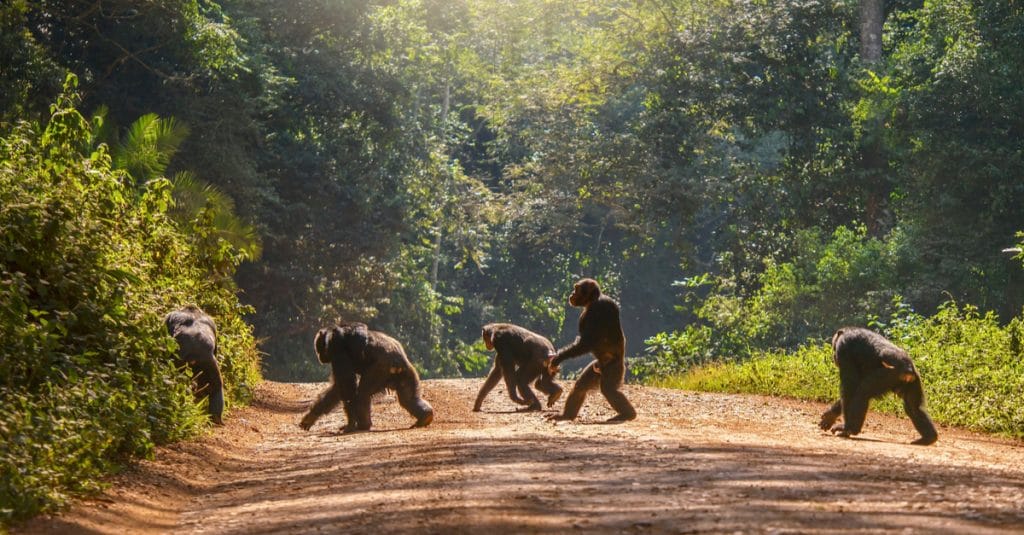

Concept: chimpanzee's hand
[[819, 412, 838, 431], [546, 354, 559, 375], [299, 413, 316, 431], [830, 423, 852, 437]]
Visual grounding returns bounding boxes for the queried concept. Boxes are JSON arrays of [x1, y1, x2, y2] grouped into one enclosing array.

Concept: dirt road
[[18, 379, 1024, 534]]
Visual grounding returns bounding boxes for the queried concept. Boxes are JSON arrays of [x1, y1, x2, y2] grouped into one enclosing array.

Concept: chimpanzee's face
[[482, 328, 495, 350], [891, 358, 919, 383], [569, 279, 599, 307]]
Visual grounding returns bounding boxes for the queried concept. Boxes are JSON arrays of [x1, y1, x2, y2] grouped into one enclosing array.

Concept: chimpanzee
[[819, 327, 938, 445], [546, 278, 636, 422], [474, 323, 563, 412], [299, 322, 434, 432], [165, 306, 225, 425]]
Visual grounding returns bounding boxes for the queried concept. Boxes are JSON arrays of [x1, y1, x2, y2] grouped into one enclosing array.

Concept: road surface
[[18, 379, 1024, 533]]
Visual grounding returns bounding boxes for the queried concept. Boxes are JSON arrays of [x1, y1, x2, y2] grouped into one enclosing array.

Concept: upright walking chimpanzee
[[165, 306, 225, 425], [474, 323, 563, 412], [819, 327, 938, 445], [546, 278, 636, 422], [299, 322, 434, 432]]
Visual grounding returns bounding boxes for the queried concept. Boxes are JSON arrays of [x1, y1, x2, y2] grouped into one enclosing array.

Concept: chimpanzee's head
[[569, 278, 601, 307], [898, 361, 919, 383], [481, 324, 496, 351], [313, 323, 369, 364]]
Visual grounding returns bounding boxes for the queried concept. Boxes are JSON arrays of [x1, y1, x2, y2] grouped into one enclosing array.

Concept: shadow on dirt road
[[18, 379, 1024, 534]]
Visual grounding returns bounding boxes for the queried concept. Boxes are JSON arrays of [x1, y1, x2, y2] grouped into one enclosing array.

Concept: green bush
[[0, 76, 261, 525], [652, 344, 837, 402], [637, 225, 901, 376], [654, 302, 1024, 438]]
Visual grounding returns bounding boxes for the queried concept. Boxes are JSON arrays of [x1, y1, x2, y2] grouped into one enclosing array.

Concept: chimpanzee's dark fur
[[819, 327, 938, 445], [166, 306, 224, 425], [475, 323, 563, 412], [548, 278, 636, 422], [300, 322, 433, 432]]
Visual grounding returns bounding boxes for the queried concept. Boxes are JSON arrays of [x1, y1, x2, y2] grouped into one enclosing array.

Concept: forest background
[[2, 0, 1023, 524]]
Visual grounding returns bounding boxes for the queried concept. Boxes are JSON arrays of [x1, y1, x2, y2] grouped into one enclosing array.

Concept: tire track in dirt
[[17, 379, 1024, 534]]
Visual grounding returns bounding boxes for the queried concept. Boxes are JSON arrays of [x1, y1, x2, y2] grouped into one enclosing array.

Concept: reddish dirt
[[16, 379, 1024, 534]]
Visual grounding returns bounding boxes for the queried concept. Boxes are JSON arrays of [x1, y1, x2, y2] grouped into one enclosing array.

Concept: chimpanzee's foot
[[546, 389, 563, 408], [517, 402, 543, 412], [830, 424, 854, 438], [411, 411, 434, 428], [911, 434, 938, 446]]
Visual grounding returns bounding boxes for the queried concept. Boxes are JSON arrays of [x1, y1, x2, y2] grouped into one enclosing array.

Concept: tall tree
[[860, 0, 885, 63], [858, 0, 891, 235]]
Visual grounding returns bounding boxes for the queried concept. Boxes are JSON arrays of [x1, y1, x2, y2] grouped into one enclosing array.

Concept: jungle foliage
[[2, 0, 1024, 522], [0, 76, 260, 523], [657, 302, 1024, 439]]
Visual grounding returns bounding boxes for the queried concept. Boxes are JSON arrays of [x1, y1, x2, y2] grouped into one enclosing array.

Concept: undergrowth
[[651, 302, 1024, 439], [0, 76, 261, 525]]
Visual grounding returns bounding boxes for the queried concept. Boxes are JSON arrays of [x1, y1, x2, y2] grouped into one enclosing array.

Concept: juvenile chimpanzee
[[474, 323, 563, 412], [299, 322, 434, 432], [546, 278, 637, 422], [819, 327, 938, 445], [165, 306, 225, 425]]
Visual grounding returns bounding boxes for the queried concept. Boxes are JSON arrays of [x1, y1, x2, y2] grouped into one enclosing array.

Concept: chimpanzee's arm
[[300, 382, 346, 430], [819, 399, 842, 431], [553, 303, 612, 366], [901, 379, 938, 445], [552, 336, 593, 367], [498, 352, 528, 405]]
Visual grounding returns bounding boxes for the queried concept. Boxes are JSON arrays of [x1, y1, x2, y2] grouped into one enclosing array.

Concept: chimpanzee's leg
[[473, 360, 504, 412], [192, 358, 224, 425], [395, 373, 434, 428], [534, 370, 563, 408], [838, 368, 898, 436], [598, 356, 636, 422], [513, 366, 543, 412], [551, 361, 601, 421], [530, 346, 563, 407]]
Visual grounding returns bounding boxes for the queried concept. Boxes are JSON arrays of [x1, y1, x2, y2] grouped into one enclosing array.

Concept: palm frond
[[88, 105, 113, 149], [114, 114, 190, 182], [169, 171, 263, 260]]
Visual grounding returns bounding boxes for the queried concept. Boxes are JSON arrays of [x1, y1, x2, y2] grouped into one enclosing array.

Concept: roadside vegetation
[[3, 0, 1023, 525], [653, 302, 1024, 438], [0, 78, 260, 523]]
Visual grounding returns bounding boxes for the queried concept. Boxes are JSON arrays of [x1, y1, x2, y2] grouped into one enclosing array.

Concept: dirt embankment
[[17, 379, 1024, 534]]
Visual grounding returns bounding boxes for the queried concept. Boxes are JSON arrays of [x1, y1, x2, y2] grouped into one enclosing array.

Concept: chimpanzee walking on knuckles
[[546, 278, 637, 422], [819, 327, 938, 446], [474, 323, 563, 412], [300, 322, 434, 432]]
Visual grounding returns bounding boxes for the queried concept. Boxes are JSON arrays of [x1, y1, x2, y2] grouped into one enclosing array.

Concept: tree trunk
[[442, 79, 450, 119], [431, 230, 442, 291], [860, 0, 886, 235], [860, 0, 884, 63]]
